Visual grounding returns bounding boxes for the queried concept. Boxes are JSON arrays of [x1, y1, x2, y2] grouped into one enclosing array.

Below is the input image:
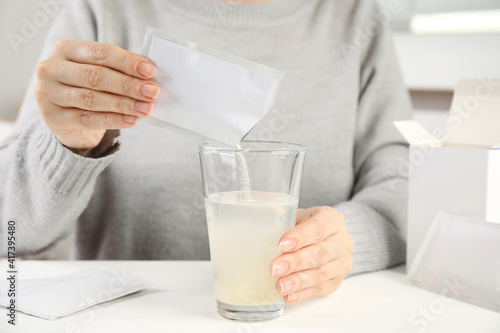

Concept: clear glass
[[199, 141, 306, 322]]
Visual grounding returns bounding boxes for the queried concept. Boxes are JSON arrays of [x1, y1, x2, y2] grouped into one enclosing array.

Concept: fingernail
[[279, 239, 296, 253], [140, 84, 159, 99], [137, 62, 156, 78], [286, 293, 298, 302], [122, 115, 137, 124], [279, 280, 294, 295], [272, 262, 288, 277], [134, 101, 153, 114]]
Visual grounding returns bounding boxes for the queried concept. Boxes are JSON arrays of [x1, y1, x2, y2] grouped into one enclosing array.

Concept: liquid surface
[[205, 191, 298, 306]]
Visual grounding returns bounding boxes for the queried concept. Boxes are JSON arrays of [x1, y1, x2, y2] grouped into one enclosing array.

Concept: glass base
[[216, 299, 284, 322]]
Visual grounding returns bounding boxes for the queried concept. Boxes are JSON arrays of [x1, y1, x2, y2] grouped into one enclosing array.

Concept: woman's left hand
[[270, 206, 354, 303]]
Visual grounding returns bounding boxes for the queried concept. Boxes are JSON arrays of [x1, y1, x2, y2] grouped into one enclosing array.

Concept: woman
[[0, 0, 411, 304]]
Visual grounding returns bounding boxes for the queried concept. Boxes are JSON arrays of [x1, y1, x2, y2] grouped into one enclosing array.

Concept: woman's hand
[[270, 206, 354, 303], [35, 40, 159, 153]]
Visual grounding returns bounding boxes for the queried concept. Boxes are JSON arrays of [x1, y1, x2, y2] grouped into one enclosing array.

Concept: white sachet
[[141, 27, 284, 147], [0, 268, 147, 320], [408, 212, 500, 312]]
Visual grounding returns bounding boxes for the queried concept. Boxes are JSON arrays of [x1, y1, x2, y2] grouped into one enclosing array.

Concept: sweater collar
[[165, 0, 308, 28]]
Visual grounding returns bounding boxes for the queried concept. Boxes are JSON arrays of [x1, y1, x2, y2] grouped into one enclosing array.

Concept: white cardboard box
[[407, 212, 500, 312], [395, 78, 500, 269]]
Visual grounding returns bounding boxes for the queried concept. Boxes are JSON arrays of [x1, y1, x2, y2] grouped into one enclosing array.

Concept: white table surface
[[1, 261, 499, 333]]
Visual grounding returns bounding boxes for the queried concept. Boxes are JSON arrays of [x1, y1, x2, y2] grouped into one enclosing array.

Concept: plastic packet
[[141, 27, 284, 147], [0, 268, 147, 320], [407, 212, 500, 312]]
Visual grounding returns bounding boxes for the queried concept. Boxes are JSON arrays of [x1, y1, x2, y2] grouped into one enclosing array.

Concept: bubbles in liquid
[[206, 191, 298, 306]]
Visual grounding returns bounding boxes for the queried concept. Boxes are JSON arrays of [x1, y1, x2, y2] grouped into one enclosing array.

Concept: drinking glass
[[199, 141, 306, 322]]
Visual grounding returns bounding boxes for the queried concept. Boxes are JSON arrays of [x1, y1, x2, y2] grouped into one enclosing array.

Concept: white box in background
[[408, 213, 500, 312], [395, 78, 500, 312]]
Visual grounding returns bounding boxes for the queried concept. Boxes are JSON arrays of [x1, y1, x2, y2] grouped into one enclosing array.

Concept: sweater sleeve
[[0, 0, 116, 256], [334, 1, 413, 276]]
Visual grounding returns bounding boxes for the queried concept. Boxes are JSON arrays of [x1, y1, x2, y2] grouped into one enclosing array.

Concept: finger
[[54, 62, 159, 102], [47, 61, 160, 102], [46, 107, 138, 130], [278, 207, 343, 253], [284, 278, 342, 304], [52, 86, 153, 117], [53, 40, 156, 79], [271, 234, 343, 276], [295, 208, 312, 225], [275, 259, 340, 296]]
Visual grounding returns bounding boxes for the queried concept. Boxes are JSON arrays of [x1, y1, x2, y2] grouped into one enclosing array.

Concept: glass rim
[[199, 140, 306, 153]]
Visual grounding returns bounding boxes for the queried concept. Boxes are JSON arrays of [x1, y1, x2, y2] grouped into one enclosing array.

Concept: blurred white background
[[0, 0, 500, 258], [0, 0, 66, 120]]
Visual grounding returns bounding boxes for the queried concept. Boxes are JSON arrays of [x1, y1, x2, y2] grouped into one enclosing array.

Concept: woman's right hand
[[35, 40, 159, 154]]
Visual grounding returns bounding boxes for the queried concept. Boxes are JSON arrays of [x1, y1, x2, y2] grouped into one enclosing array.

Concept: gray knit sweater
[[0, 0, 412, 275]]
